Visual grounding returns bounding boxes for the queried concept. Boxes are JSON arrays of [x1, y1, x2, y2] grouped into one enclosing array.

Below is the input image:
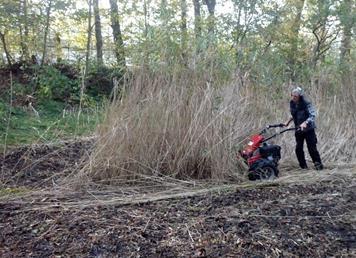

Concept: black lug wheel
[[249, 164, 278, 180]]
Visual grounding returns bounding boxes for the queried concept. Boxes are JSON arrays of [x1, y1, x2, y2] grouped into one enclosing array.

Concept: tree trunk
[[0, 31, 12, 66], [143, 0, 150, 66], [55, 32, 63, 62], [340, 28, 351, 65], [193, 0, 201, 40], [159, 0, 171, 64], [93, 0, 103, 66], [287, 0, 305, 82], [41, 0, 53, 66], [19, 0, 29, 61], [19, 25, 25, 60], [109, 0, 126, 69], [311, 0, 330, 69], [85, 0, 93, 79], [22, 0, 29, 60], [233, 3, 243, 65], [339, 0, 354, 94], [180, 0, 188, 65], [203, 0, 216, 40], [339, 0, 353, 66]]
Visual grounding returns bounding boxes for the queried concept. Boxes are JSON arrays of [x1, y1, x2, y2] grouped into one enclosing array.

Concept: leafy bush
[[0, 62, 121, 110], [86, 65, 124, 97], [37, 66, 80, 103]]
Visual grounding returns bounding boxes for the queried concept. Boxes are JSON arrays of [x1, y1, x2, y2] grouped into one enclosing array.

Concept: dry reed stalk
[[76, 66, 87, 135], [3, 165, 354, 211]]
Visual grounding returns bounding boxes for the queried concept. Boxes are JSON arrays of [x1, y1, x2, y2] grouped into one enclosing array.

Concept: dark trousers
[[295, 129, 322, 168]]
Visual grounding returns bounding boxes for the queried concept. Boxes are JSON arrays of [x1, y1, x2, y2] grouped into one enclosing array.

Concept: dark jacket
[[290, 96, 316, 130]]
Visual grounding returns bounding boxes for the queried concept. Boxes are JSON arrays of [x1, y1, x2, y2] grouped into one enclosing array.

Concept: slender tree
[[159, 0, 171, 63], [339, 0, 354, 66], [180, 0, 188, 64], [20, 0, 29, 60], [41, 0, 53, 66], [0, 1, 16, 66], [287, 0, 306, 81], [143, 0, 151, 66], [54, 32, 62, 62], [85, 0, 93, 79], [193, 0, 201, 40], [203, 0, 216, 40], [93, 0, 103, 65], [109, 0, 126, 69], [193, 0, 202, 57], [0, 31, 12, 66], [309, 0, 338, 69], [231, 0, 260, 65]]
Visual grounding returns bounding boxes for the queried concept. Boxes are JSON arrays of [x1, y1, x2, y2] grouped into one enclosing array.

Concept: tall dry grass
[[73, 68, 356, 186], [75, 70, 244, 185], [309, 70, 356, 163]]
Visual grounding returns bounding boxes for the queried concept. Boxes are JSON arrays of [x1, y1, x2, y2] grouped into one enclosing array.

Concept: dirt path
[[0, 141, 355, 257]]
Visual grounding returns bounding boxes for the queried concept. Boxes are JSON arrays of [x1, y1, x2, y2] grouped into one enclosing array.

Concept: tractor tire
[[248, 164, 279, 181]]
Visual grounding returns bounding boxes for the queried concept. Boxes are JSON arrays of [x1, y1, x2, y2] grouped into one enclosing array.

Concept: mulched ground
[[0, 138, 94, 187], [0, 141, 355, 257]]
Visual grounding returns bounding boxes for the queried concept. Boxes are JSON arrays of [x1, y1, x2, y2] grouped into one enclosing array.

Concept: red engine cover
[[241, 134, 264, 157], [247, 153, 262, 166]]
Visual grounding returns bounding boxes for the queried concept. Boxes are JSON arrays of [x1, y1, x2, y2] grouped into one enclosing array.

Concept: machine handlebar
[[261, 126, 300, 143], [267, 123, 285, 128]]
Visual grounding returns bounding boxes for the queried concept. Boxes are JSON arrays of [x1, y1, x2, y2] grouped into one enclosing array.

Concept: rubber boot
[[314, 162, 323, 170]]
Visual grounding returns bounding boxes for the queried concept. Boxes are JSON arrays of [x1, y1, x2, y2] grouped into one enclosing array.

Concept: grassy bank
[[0, 100, 102, 152]]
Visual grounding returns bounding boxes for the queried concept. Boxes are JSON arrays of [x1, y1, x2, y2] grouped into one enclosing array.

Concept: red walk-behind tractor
[[239, 124, 297, 180]]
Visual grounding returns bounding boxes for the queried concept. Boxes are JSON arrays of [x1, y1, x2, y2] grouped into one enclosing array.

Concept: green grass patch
[[0, 186, 29, 198], [0, 100, 103, 151]]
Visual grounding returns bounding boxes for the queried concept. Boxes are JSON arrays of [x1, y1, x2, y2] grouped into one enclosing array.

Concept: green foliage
[[0, 0, 354, 99], [86, 65, 122, 97], [0, 0, 17, 31], [37, 66, 80, 102]]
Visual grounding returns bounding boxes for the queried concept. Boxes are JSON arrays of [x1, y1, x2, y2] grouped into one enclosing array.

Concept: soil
[[0, 140, 355, 257], [0, 138, 94, 187]]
